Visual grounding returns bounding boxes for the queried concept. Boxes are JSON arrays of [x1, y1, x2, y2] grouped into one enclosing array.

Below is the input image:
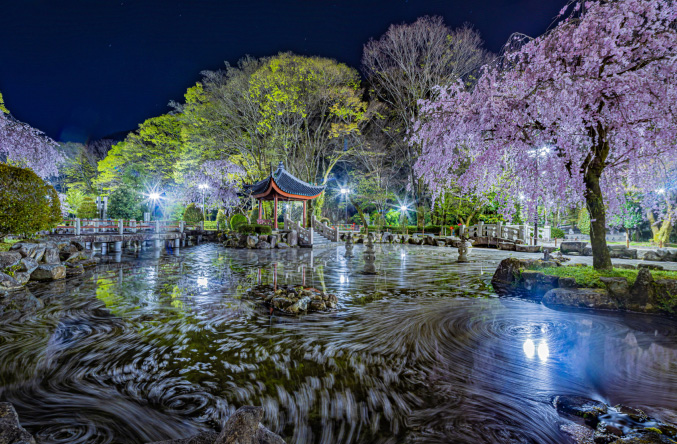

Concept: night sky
[[1, 0, 565, 143]]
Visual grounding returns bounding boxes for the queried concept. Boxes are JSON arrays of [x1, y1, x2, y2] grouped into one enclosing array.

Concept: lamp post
[[199, 184, 208, 222], [400, 205, 408, 234], [340, 188, 349, 224], [149, 192, 160, 220]]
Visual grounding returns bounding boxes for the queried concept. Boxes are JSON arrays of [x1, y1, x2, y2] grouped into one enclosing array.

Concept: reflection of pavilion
[[244, 161, 326, 229]]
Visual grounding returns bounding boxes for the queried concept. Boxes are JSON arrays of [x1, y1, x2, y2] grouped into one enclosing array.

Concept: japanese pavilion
[[244, 161, 326, 230]]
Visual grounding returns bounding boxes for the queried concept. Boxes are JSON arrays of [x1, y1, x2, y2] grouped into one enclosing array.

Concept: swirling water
[[1, 243, 676, 444]]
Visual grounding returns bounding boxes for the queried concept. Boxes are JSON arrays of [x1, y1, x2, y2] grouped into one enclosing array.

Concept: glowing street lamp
[[340, 188, 350, 224], [657, 188, 666, 194]]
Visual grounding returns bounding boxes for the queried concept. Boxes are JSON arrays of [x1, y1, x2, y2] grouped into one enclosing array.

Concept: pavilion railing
[[284, 214, 313, 245]]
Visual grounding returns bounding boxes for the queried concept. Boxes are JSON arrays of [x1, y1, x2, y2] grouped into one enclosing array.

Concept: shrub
[[236, 224, 272, 235], [107, 186, 142, 220], [230, 213, 248, 231], [320, 217, 330, 225], [551, 227, 565, 239], [77, 196, 98, 218], [183, 203, 203, 225], [0, 163, 56, 238]]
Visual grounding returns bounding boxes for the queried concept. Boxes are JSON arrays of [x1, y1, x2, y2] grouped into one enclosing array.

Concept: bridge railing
[[311, 215, 339, 242], [284, 214, 314, 245], [54, 218, 188, 236], [465, 221, 551, 243]]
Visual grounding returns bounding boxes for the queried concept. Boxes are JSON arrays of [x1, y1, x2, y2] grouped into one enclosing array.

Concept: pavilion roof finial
[[277, 161, 285, 171]]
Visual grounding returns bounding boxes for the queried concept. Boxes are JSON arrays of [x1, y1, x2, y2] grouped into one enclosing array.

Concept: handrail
[[284, 214, 313, 245]]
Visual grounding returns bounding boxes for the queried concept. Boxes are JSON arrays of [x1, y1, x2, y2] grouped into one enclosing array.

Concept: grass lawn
[[606, 241, 677, 248], [536, 266, 677, 288]]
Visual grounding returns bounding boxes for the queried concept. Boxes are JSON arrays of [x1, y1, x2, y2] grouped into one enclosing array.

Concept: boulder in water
[[0, 402, 36, 444]]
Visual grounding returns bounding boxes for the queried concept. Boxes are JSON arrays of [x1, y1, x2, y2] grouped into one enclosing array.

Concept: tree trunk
[[625, 228, 630, 249], [583, 161, 612, 271]]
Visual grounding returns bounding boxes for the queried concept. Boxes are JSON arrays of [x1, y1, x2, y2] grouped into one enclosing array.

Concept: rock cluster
[[0, 240, 99, 292], [248, 284, 337, 314], [0, 402, 35, 444], [148, 405, 284, 444], [554, 395, 677, 444], [492, 258, 677, 315], [222, 232, 301, 249]]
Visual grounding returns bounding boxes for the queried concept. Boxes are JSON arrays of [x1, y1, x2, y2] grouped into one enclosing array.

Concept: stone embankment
[[554, 395, 677, 444], [492, 258, 677, 315], [560, 241, 677, 262], [148, 406, 284, 444], [0, 240, 100, 292]]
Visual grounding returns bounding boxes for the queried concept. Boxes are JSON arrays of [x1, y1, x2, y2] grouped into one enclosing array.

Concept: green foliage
[[183, 203, 203, 225], [0, 92, 8, 114], [77, 196, 98, 218], [203, 221, 218, 231], [319, 217, 330, 224], [229, 213, 247, 231], [97, 113, 184, 189], [237, 224, 272, 235], [46, 185, 62, 226], [59, 142, 99, 193], [536, 266, 677, 288], [551, 227, 565, 239], [577, 207, 591, 235], [65, 189, 85, 216], [165, 202, 185, 222], [0, 163, 56, 238], [216, 209, 227, 229], [107, 187, 142, 220]]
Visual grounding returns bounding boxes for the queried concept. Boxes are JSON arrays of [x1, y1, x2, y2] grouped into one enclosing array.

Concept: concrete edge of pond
[[491, 257, 677, 317]]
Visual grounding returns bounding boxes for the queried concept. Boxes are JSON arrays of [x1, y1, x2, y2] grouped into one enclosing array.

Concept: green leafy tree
[[65, 189, 85, 216], [611, 198, 644, 248], [77, 196, 98, 219], [98, 114, 184, 189], [216, 209, 227, 229], [46, 186, 62, 226], [107, 187, 142, 220], [183, 203, 203, 225], [577, 207, 591, 235], [59, 142, 99, 193], [0, 163, 56, 239]]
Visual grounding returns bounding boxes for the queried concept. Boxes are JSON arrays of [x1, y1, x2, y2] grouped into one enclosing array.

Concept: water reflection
[[0, 244, 676, 444]]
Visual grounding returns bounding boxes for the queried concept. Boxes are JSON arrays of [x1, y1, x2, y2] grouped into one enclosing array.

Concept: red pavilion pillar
[[303, 200, 307, 227], [274, 195, 278, 230], [258, 199, 262, 221]]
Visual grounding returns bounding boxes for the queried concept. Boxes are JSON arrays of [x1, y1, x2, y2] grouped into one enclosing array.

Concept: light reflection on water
[[0, 243, 676, 444]]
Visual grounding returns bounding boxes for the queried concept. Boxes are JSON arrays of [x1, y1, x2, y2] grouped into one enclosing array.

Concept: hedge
[[236, 224, 272, 235]]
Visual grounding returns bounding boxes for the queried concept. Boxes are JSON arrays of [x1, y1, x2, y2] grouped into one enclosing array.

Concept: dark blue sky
[[0, 0, 565, 142]]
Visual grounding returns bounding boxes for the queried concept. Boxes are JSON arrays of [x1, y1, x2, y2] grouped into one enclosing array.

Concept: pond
[[1, 243, 676, 444]]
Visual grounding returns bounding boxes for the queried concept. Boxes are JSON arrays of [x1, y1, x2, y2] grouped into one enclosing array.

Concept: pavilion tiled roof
[[244, 162, 326, 198]]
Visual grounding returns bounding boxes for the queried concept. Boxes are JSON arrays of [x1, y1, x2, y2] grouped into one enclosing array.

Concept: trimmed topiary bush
[[183, 203, 203, 225], [230, 213, 248, 231], [77, 196, 98, 218], [0, 163, 57, 238], [551, 227, 565, 239]]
